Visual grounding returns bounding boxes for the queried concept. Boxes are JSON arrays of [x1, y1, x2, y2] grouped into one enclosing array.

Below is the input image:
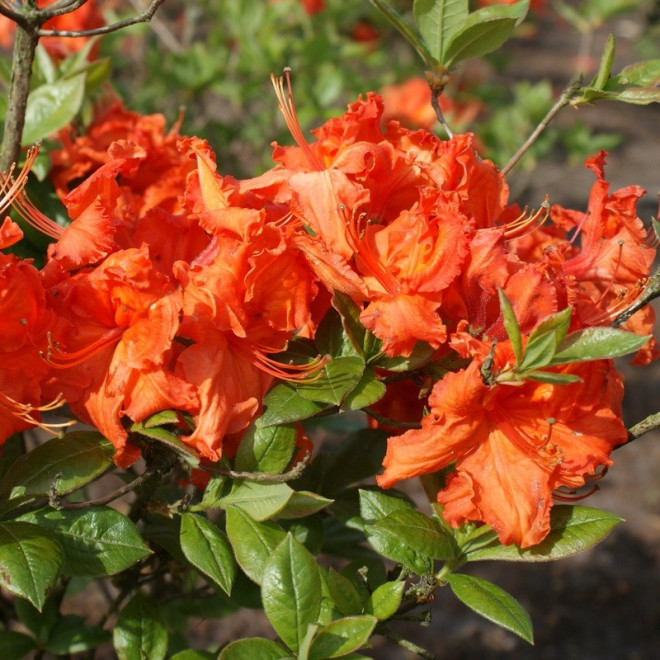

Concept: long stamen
[[270, 68, 324, 172], [0, 145, 39, 215], [12, 191, 65, 239], [0, 391, 75, 435], [44, 327, 124, 369], [504, 196, 550, 239]]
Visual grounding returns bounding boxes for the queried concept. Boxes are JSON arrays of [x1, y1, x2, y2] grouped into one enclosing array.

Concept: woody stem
[[0, 21, 39, 173], [626, 411, 660, 444], [501, 78, 584, 176]]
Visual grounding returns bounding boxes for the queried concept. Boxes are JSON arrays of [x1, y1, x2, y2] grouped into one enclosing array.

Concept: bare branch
[[39, 0, 88, 21], [626, 411, 660, 444], [202, 454, 311, 483], [38, 0, 166, 38], [502, 78, 584, 177], [0, 2, 28, 26]]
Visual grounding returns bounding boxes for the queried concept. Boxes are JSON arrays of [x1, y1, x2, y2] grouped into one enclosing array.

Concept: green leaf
[[296, 357, 365, 406], [326, 568, 364, 617], [45, 616, 111, 655], [465, 505, 623, 562], [372, 509, 456, 560], [368, 0, 436, 67], [591, 33, 616, 90], [261, 382, 331, 427], [170, 652, 216, 660], [315, 307, 360, 359], [445, 573, 533, 643], [526, 306, 572, 350], [497, 288, 522, 366], [0, 431, 114, 502], [358, 488, 414, 524], [262, 535, 322, 653], [323, 430, 388, 497], [617, 59, 660, 87], [277, 491, 334, 519], [0, 522, 63, 610], [34, 45, 57, 84], [218, 638, 291, 660], [341, 368, 386, 411], [551, 327, 650, 364], [16, 507, 151, 577], [519, 332, 558, 372], [309, 616, 378, 660], [180, 513, 236, 595], [331, 292, 380, 361], [22, 73, 86, 145], [413, 0, 468, 62], [225, 506, 286, 584], [235, 421, 297, 474], [366, 580, 405, 620], [523, 370, 582, 385], [371, 340, 436, 372], [113, 592, 168, 660], [282, 515, 325, 555], [444, 0, 529, 66], [129, 423, 200, 467], [0, 630, 37, 660], [223, 480, 293, 521]]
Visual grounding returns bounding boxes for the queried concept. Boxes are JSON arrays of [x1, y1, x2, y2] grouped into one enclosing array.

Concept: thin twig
[[501, 78, 584, 176], [375, 624, 436, 660], [0, 2, 27, 26], [39, 0, 87, 21], [202, 455, 310, 483], [364, 407, 421, 430], [52, 471, 153, 510], [38, 0, 166, 37], [128, 0, 183, 53]]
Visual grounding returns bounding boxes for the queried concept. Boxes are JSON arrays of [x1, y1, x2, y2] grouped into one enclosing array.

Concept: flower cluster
[[3, 75, 657, 547]]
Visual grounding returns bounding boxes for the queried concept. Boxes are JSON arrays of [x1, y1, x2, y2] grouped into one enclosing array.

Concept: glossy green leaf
[[444, 0, 529, 66], [261, 382, 330, 427], [235, 421, 297, 474], [277, 491, 334, 519], [17, 507, 151, 577], [617, 59, 660, 87], [22, 73, 86, 145], [315, 307, 360, 359], [465, 505, 623, 562], [368, 0, 436, 67], [262, 535, 322, 653], [113, 592, 168, 660], [372, 509, 456, 560], [326, 568, 364, 617], [45, 616, 111, 655], [223, 480, 293, 521], [371, 340, 436, 372], [296, 357, 365, 406], [282, 515, 325, 555], [526, 306, 572, 349], [0, 522, 63, 610], [331, 292, 380, 361], [498, 288, 522, 366], [309, 616, 378, 660], [218, 638, 291, 660], [225, 506, 286, 584], [341, 368, 386, 411], [366, 580, 405, 620], [322, 430, 388, 497], [180, 513, 236, 595], [197, 474, 232, 510], [1, 431, 114, 501], [413, 0, 468, 62], [358, 488, 414, 523], [365, 525, 434, 575], [519, 331, 558, 371], [446, 573, 533, 643], [551, 327, 650, 364], [0, 630, 37, 659]]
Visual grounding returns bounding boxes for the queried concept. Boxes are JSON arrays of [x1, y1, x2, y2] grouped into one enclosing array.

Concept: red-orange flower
[[378, 336, 626, 547]]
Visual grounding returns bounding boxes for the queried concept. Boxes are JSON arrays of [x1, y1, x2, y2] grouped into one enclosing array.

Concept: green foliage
[[113, 592, 168, 660]]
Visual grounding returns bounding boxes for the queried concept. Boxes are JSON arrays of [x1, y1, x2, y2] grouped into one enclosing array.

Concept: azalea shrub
[[1, 1, 660, 658]]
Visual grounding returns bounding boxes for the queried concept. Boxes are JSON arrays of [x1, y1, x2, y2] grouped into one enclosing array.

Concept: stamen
[[44, 327, 124, 369], [0, 391, 75, 436], [504, 196, 550, 239], [553, 483, 599, 501], [12, 191, 65, 239], [0, 145, 39, 215], [270, 68, 324, 172]]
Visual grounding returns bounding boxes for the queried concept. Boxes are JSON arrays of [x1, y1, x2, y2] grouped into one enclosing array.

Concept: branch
[[38, 0, 166, 38], [426, 70, 453, 139], [38, 0, 87, 21], [364, 407, 421, 430], [626, 411, 660, 443], [612, 265, 660, 327], [0, 2, 28, 26], [202, 454, 311, 483], [501, 78, 584, 176], [375, 624, 436, 660]]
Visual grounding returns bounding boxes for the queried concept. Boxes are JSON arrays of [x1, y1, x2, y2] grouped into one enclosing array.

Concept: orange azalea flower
[[378, 336, 626, 547], [0, 0, 105, 60], [0, 220, 57, 443], [44, 247, 197, 467]]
